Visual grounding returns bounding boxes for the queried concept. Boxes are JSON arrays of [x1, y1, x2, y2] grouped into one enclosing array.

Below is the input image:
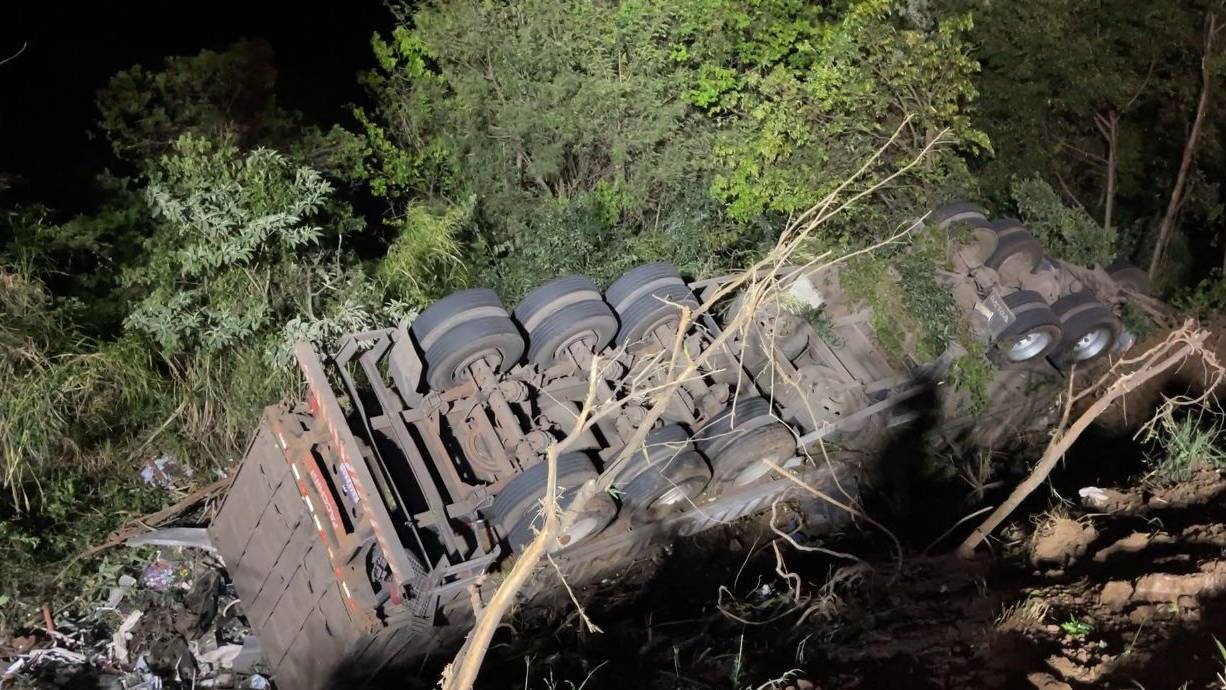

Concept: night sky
[[1, 2, 387, 212]]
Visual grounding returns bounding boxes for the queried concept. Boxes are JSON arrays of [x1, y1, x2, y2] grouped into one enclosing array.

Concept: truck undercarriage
[[208, 202, 1150, 689]]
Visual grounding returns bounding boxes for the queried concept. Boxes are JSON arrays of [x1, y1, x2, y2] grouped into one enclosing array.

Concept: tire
[[928, 201, 988, 229], [413, 289, 505, 346], [606, 262, 687, 314], [491, 453, 611, 553], [515, 277, 617, 368], [614, 283, 700, 348], [708, 422, 796, 490], [489, 452, 597, 533], [992, 290, 1063, 364], [694, 396, 776, 459], [1107, 263, 1152, 296], [951, 215, 1000, 264], [504, 491, 616, 552], [1050, 292, 1121, 365], [621, 450, 711, 525], [420, 318, 525, 390], [514, 275, 602, 328], [413, 289, 525, 390], [985, 222, 1044, 278]]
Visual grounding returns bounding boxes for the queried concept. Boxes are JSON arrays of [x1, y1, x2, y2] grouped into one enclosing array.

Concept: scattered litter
[[196, 643, 243, 669], [107, 574, 139, 608], [248, 673, 270, 689], [230, 636, 263, 673], [142, 558, 191, 592], [124, 654, 164, 690], [111, 610, 143, 664], [126, 527, 216, 552], [140, 455, 193, 490], [1078, 486, 1109, 509]]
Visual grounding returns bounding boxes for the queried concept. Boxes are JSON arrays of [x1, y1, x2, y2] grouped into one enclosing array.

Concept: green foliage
[[953, 0, 1221, 284], [98, 39, 287, 165], [1172, 273, 1226, 318], [949, 342, 992, 413], [1011, 176, 1116, 266], [1060, 615, 1094, 638], [843, 225, 962, 364], [0, 268, 165, 501], [361, 0, 986, 296], [376, 200, 472, 308], [698, 2, 987, 225], [1142, 405, 1226, 486], [124, 135, 336, 355]]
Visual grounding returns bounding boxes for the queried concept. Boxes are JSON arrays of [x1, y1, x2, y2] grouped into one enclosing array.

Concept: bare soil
[[405, 413, 1226, 690]]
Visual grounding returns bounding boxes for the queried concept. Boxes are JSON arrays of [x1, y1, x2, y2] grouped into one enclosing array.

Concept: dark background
[[0, 2, 388, 212]]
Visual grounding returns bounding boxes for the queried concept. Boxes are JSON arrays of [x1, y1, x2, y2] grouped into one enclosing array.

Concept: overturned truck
[[208, 202, 1151, 689]]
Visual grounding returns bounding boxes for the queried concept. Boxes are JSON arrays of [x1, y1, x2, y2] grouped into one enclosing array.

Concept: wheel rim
[[559, 516, 601, 546], [655, 485, 690, 507], [731, 458, 773, 487], [1007, 330, 1051, 362], [1072, 327, 1112, 360]]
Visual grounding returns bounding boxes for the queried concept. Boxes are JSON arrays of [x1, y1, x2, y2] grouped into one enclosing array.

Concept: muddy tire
[[515, 276, 617, 368], [619, 425, 710, 524], [708, 423, 796, 490], [412, 289, 524, 390], [696, 397, 796, 490], [1107, 263, 1152, 296], [986, 221, 1044, 279], [1050, 292, 1121, 366], [992, 290, 1063, 364], [489, 452, 607, 552], [929, 201, 988, 229]]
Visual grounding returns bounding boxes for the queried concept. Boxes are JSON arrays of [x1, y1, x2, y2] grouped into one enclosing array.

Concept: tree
[[954, 0, 1226, 288], [360, 0, 986, 298], [1150, 12, 1224, 279]]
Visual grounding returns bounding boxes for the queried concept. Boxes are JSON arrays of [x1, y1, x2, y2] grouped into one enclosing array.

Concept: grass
[[1060, 615, 1094, 637], [1141, 404, 1226, 485], [840, 224, 992, 409]]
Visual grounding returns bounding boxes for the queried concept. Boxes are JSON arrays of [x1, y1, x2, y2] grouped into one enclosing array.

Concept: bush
[[1142, 404, 1226, 485], [1011, 175, 1116, 266]]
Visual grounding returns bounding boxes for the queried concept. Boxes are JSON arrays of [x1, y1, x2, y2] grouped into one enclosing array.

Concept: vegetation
[[2, 0, 1226, 630], [1142, 404, 1226, 485]]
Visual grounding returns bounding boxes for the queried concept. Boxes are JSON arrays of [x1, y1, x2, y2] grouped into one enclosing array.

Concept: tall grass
[[1142, 404, 1226, 485]]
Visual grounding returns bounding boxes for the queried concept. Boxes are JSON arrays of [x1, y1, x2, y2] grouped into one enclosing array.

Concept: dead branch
[[1150, 12, 1220, 279], [0, 41, 27, 68], [954, 324, 1215, 559], [73, 475, 231, 563]]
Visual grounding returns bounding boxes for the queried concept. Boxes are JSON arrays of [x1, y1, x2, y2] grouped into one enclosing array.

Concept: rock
[[1129, 605, 1156, 624], [1026, 672, 1072, 690], [1099, 580, 1134, 611], [1032, 518, 1098, 569], [1132, 569, 1226, 604], [1092, 532, 1170, 563]]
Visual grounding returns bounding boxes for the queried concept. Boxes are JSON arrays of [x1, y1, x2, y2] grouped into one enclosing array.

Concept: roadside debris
[[1, 546, 266, 689]]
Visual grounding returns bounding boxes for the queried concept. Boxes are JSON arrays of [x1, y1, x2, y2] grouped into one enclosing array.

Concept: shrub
[[1011, 176, 1116, 266]]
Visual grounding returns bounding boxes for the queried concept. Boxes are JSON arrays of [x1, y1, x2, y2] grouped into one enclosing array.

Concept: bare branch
[[0, 41, 27, 68]]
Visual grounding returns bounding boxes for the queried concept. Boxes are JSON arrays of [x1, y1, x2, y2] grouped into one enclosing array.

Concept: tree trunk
[[1149, 13, 1219, 281], [1102, 111, 1118, 233]]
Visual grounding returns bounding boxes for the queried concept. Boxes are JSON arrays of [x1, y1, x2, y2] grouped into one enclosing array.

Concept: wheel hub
[[1007, 330, 1051, 361], [1072, 327, 1111, 360]]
